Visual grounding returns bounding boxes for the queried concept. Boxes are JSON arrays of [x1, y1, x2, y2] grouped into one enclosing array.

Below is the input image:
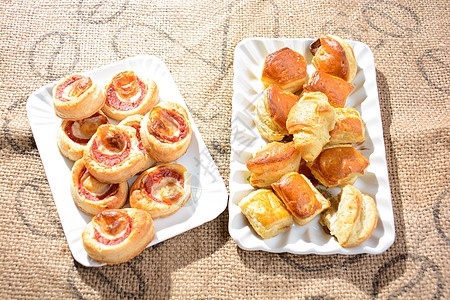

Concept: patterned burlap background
[[0, 0, 448, 298]]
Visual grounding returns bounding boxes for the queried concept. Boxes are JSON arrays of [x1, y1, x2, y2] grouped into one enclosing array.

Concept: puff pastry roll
[[272, 172, 330, 226], [70, 159, 128, 216], [303, 70, 354, 108], [102, 71, 159, 121], [57, 112, 109, 161], [328, 108, 365, 145], [82, 208, 155, 264], [83, 124, 146, 184], [286, 92, 336, 162], [239, 189, 293, 239], [310, 35, 357, 83], [130, 163, 191, 219], [53, 74, 106, 120], [261, 47, 307, 93], [319, 185, 377, 248], [140, 102, 192, 162], [246, 141, 302, 188], [308, 145, 369, 187], [255, 84, 300, 141]]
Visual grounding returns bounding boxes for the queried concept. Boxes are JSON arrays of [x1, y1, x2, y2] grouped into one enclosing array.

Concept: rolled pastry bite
[[53, 74, 106, 120], [70, 159, 128, 216], [82, 208, 155, 264], [310, 34, 357, 83], [255, 84, 300, 141], [239, 189, 293, 239], [328, 107, 365, 145], [83, 124, 146, 184], [130, 163, 191, 219], [102, 71, 159, 121], [246, 141, 301, 188], [319, 185, 378, 248], [140, 102, 192, 162], [57, 111, 109, 161], [261, 47, 307, 93], [308, 145, 370, 188]]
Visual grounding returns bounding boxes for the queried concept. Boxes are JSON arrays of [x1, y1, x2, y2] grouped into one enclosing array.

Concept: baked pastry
[[118, 114, 157, 172], [303, 70, 354, 108], [286, 92, 336, 162], [255, 84, 299, 141], [272, 172, 330, 226], [102, 71, 159, 121], [57, 112, 109, 161], [310, 35, 357, 83], [53, 74, 106, 120], [261, 47, 307, 93], [239, 189, 293, 239], [140, 102, 192, 162], [308, 145, 370, 187], [130, 163, 190, 219], [328, 108, 365, 145], [246, 141, 302, 188], [70, 159, 128, 216], [319, 185, 378, 248], [83, 124, 146, 184], [82, 208, 155, 264]]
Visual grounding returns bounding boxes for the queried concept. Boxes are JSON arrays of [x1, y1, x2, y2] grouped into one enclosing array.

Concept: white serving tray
[[27, 55, 228, 267], [229, 38, 395, 254]]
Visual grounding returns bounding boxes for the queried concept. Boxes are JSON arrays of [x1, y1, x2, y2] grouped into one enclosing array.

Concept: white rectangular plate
[[27, 55, 228, 267], [229, 38, 395, 254]]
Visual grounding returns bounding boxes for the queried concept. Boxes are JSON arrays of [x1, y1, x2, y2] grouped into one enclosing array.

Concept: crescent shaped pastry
[[261, 47, 307, 93], [53, 74, 106, 120], [129, 163, 191, 219], [328, 108, 365, 145], [102, 71, 159, 121], [70, 159, 128, 216], [82, 208, 155, 264], [83, 124, 146, 184], [57, 112, 109, 161], [140, 102, 192, 162], [255, 84, 300, 141], [246, 141, 302, 188], [239, 189, 293, 239], [272, 172, 330, 226], [311, 35, 357, 83]]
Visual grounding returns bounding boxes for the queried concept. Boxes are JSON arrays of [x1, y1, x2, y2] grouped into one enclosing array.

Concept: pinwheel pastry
[[272, 172, 330, 226], [246, 141, 302, 188], [102, 71, 159, 121], [57, 112, 109, 161], [140, 102, 192, 162], [129, 163, 191, 219], [70, 159, 128, 216], [286, 91, 336, 162], [118, 114, 157, 172], [308, 145, 370, 188], [82, 208, 155, 264], [239, 189, 293, 239], [53, 74, 105, 120], [328, 108, 365, 145], [255, 84, 299, 141], [83, 124, 146, 184], [310, 35, 357, 83], [303, 70, 354, 108], [320, 185, 378, 248], [261, 47, 307, 93]]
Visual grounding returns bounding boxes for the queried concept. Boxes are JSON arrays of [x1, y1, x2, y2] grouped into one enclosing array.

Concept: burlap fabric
[[0, 0, 448, 298]]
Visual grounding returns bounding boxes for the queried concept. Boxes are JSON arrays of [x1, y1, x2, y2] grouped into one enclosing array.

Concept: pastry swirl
[[328, 108, 365, 145]]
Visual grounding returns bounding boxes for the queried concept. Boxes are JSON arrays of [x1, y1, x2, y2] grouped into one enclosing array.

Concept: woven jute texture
[[0, 0, 448, 299]]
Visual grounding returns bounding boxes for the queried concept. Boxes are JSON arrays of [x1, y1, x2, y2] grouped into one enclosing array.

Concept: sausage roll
[[140, 102, 192, 162], [82, 208, 155, 264], [239, 189, 293, 239], [53, 74, 106, 120], [102, 71, 159, 121], [261, 47, 308, 93], [328, 108, 365, 145]]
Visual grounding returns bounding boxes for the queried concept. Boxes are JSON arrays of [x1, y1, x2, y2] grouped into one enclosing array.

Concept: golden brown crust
[[328, 108, 365, 145]]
